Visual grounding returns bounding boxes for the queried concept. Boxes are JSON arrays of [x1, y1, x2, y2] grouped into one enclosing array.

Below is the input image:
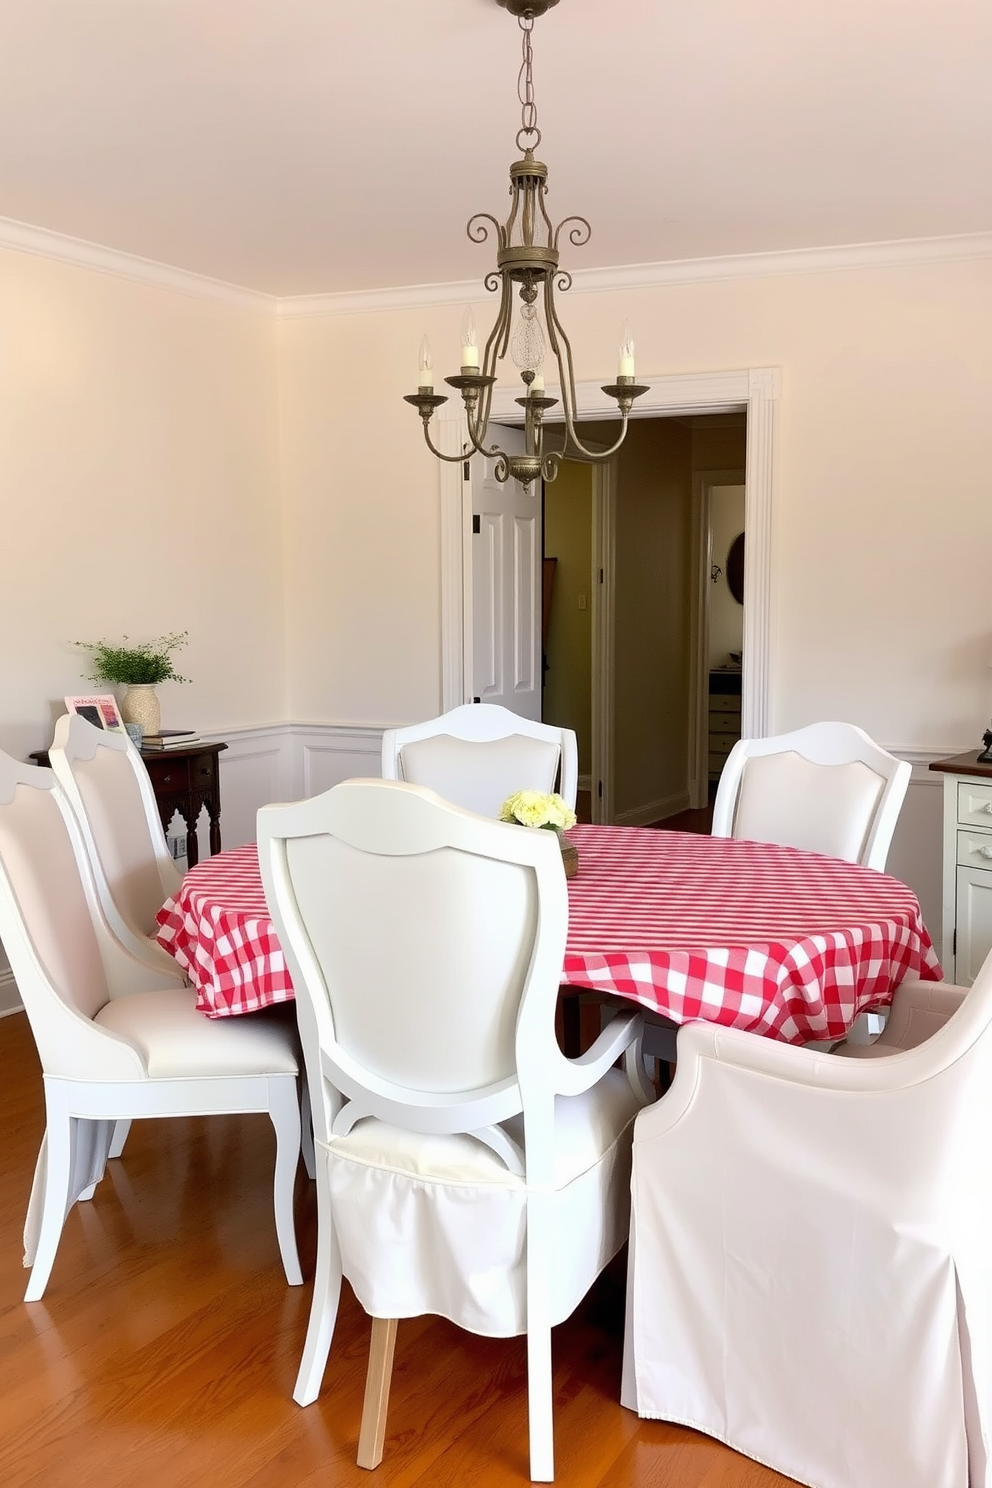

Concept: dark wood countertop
[[929, 751, 992, 780]]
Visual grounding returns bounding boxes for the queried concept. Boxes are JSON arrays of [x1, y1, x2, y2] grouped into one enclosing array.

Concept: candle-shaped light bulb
[[417, 335, 434, 391], [617, 320, 635, 379], [460, 308, 480, 370]]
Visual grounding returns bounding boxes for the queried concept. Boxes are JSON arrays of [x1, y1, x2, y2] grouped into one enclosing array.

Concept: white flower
[[499, 789, 577, 832]]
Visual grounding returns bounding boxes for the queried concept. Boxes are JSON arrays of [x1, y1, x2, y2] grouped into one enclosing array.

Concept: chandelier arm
[[482, 275, 514, 375], [467, 213, 506, 250], [543, 277, 586, 451], [561, 417, 635, 462], [421, 424, 474, 464], [542, 289, 637, 461], [461, 415, 504, 461], [552, 215, 591, 252]]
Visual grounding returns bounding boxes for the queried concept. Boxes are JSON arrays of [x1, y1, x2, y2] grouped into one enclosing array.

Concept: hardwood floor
[[575, 794, 714, 834], [0, 1010, 793, 1488]]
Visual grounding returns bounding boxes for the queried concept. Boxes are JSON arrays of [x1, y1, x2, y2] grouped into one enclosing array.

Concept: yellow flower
[[499, 789, 577, 832]]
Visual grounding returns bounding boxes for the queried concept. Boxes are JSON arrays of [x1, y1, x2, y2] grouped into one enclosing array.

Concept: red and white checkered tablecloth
[[155, 823, 942, 1041], [561, 824, 941, 1043]]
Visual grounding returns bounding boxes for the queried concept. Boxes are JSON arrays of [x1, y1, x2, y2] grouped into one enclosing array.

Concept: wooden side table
[[30, 740, 227, 870], [138, 742, 227, 867], [929, 750, 992, 985]]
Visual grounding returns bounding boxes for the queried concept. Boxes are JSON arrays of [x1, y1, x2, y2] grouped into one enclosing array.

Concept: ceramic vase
[[119, 684, 161, 735]]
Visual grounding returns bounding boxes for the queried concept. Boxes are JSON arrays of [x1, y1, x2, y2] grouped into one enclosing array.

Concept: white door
[[471, 426, 542, 721]]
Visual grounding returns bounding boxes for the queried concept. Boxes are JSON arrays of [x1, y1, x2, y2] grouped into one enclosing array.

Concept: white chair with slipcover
[[711, 719, 910, 871], [0, 752, 303, 1301], [257, 777, 651, 1482], [48, 711, 182, 974], [381, 702, 578, 816], [621, 959, 992, 1488]]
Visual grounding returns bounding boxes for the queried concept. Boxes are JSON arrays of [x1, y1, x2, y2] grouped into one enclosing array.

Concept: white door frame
[[438, 367, 780, 743], [690, 467, 747, 808]]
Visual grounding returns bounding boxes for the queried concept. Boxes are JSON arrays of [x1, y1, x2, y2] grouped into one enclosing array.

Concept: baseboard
[[613, 790, 691, 828]]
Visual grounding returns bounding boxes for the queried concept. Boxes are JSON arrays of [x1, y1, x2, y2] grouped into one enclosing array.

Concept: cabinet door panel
[[955, 865, 992, 985]]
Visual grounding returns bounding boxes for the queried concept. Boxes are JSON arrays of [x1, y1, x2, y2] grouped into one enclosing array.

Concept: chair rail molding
[[438, 366, 780, 743]]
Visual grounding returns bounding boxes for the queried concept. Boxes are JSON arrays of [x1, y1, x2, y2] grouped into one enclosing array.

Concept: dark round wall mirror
[[726, 532, 745, 605]]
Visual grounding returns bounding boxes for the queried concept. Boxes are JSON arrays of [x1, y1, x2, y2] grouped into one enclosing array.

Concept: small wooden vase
[[559, 836, 579, 879]]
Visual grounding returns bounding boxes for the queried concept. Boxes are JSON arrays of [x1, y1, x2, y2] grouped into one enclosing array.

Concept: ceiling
[[1, 0, 990, 298]]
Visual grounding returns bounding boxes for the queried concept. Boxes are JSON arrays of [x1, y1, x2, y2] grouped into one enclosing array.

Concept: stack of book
[[141, 728, 201, 751]]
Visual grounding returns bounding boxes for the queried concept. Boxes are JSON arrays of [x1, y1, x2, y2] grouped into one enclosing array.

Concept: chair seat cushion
[[95, 989, 300, 1078], [320, 1069, 642, 1336]]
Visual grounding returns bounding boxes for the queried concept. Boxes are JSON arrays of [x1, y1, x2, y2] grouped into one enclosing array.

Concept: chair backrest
[[258, 778, 571, 1176], [381, 703, 578, 816], [48, 712, 181, 940], [0, 753, 149, 1081], [711, 721, 911, 870]]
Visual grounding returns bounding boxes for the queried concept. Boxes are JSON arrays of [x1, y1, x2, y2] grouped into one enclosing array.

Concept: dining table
[[154, 821, 942, 1046]]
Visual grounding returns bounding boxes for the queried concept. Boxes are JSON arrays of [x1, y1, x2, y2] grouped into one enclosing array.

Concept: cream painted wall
[[277, 307, 467, 726], [0, 249, 286, 765], [279, 255, 992, 756]]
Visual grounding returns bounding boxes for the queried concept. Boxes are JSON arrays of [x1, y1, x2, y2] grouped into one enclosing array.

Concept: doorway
[[437, 367, 779, 767], [543, 415, 746, 825]]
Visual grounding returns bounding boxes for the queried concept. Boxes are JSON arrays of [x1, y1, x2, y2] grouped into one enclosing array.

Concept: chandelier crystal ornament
[[404, 0, 648, 490]]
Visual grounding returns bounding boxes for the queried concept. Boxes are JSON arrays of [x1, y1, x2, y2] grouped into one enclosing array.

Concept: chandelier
[[404, 0, 648, 490]]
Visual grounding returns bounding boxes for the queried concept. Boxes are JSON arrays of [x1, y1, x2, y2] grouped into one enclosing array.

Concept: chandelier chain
[[516, 16, 541, 151]]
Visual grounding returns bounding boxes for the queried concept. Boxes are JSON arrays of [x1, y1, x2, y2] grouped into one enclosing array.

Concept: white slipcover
[[621, 959, 992, 1488], [258, 777, 652, 1481]]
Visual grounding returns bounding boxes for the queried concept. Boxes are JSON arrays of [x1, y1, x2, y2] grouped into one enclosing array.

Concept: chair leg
[[108, 1119, 132, 1159], [268, 1079, 303, 1286], [293, 1161, 343, 1406], [526, 1193, 555, 1482], [357, 1317, 398, 1470], [299, 1074, 316, 1181], [23, 1132, 64, 1303]]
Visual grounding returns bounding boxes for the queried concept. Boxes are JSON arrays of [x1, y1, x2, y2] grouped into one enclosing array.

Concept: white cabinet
[[934, 754, 992, 984]]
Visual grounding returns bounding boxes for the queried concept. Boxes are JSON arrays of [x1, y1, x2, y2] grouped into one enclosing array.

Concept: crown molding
[[3, 213, 990, 319], [277, 231, 992, 319], [0, 216, 274, 313]]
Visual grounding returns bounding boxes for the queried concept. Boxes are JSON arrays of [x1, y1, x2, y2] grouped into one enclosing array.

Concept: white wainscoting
[[0, 732, 954, 1017]]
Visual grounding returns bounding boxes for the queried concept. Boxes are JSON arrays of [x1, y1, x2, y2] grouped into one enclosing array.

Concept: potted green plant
[[75, 630, 189, 735]]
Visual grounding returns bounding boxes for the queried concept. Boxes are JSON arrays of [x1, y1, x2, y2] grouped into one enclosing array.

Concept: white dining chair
[[258, 778, 651, 1482], [0, 751, 303, 1301], [709, 720, 912, 1045], [711, 720, 910, 872], [48, 711, 182, 973], [381, 702, 578, 816], [622, 953, 992, 1488]]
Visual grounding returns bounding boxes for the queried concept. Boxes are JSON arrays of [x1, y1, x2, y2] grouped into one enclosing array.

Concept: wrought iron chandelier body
[[404, 0, 648, 489]]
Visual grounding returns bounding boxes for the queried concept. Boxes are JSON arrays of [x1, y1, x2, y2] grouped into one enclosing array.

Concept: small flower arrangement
[[75, 630, 190, 686], [499, 789, 577, 834]]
